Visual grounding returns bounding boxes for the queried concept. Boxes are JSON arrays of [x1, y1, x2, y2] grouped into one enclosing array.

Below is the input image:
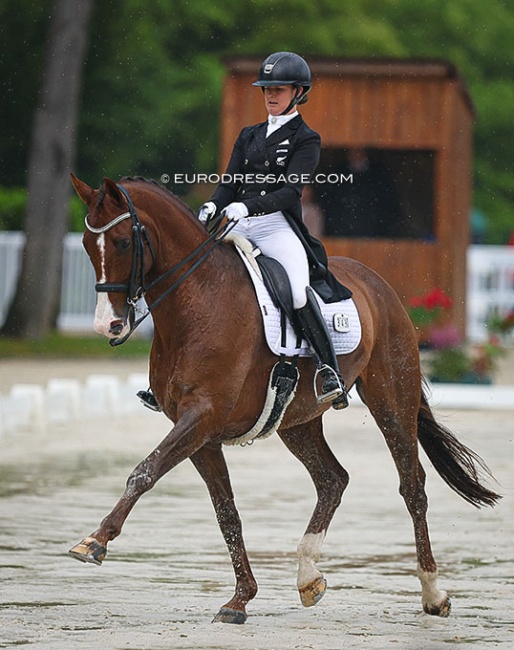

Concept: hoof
[[212, 607, 247, 624], [68, 537, 107, 566], [299, 575, 327, 607], [424, 595, 452, 617]]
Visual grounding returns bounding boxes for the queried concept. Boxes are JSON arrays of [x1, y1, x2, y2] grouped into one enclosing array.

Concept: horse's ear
[[70, 173, 94, 205], [103, 177, 124, 205]]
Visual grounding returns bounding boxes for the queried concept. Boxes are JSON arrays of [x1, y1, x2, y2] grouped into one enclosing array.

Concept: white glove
[[221, 202, 249, 222], [198, 201, 216, 223]]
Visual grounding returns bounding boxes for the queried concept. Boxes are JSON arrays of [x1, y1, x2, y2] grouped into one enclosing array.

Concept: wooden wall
[[219, 58, 474, 336]]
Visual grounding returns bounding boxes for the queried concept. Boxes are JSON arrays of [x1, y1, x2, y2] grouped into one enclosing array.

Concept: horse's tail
[[417, 379, 501, 508]]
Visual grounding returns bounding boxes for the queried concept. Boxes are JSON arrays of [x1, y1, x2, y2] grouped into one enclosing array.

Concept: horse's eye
[[117, 238, 131, 251]]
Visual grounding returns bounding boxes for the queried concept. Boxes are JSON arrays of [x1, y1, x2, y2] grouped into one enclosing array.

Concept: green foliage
[[0, 187, 27, 230], [1, 0, 513, 240], [430, 347, 472, 383], [69, 196, 88, 232], [0, 332, 151, 358], [0, 0, 50, 186], [0, 187, 87, 231], [428, 340, 502, 383]]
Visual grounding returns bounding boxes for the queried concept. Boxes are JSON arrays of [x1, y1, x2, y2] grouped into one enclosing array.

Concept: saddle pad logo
[[333, 313, 350, 333]]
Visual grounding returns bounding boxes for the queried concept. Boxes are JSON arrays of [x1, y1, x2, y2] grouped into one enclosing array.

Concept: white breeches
[[231, 212, 309, 309]]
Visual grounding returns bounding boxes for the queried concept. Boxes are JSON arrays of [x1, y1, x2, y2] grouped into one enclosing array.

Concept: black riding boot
[[137, 388, 161, 412], [296, 287, 349, 409]]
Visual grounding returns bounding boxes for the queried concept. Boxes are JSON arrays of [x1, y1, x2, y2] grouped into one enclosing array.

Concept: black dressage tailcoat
[[211, 115, 351, 303]]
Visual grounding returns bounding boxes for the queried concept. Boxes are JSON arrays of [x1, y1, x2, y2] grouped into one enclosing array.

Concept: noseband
[[85, 183, 236, 346]]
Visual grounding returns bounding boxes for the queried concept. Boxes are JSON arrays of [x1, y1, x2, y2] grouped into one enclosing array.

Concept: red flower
[[409, 288, 452, 312], [408, 288, 453, 328], [423, 288, 452, 311], [409, 296, 424, 308]]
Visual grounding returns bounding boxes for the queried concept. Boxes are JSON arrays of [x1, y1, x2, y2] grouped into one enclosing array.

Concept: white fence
[[467, 245, 514, 342], [58, 233, 97, 331], [0, 232, 153, 337], [1, 232, 514, 342], [0, 232, 26, 328]]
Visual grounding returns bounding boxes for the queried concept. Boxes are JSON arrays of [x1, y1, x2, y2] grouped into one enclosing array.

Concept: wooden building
[[218, 57, 475, 335]]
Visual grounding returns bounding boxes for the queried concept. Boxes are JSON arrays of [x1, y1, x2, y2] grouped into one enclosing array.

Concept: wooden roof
[[222, 56, 475, 117]]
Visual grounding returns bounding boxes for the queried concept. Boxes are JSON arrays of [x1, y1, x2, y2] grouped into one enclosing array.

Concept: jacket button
[[260, 190, 266, 196], [264, 160, 270, 167], [244, 159, 248, 165]]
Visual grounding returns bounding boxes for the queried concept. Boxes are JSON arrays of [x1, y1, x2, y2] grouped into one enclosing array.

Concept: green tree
[[0, 0, 49, 186], [1, 0, 513, 241], [75, 0, 514, 242], [1, 0, 93, 339]]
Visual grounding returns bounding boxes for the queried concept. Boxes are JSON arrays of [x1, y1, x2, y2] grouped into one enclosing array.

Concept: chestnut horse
[[69, 174, 500, 624]]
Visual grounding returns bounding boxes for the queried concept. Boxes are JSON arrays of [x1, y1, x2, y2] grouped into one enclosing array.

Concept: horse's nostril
[[109, 320, 125, 335]]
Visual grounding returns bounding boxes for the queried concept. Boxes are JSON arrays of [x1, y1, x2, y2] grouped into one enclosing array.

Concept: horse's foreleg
[[68, 446, 164, 564], [189, 444, 258, 624], [69, 409, 210, 565], [279, 417, 349, 607]]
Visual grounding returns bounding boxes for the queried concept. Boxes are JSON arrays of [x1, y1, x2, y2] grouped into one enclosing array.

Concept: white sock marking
[[417, 565, 448, 609], [297, 531, 325, 589]]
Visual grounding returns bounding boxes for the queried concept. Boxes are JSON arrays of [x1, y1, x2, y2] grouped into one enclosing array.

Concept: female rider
[[199, 52, 351, 410], [139, 52, 350, 412]]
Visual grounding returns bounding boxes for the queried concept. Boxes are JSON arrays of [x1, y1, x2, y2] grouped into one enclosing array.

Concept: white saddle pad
[[233, 239, 362, 357]]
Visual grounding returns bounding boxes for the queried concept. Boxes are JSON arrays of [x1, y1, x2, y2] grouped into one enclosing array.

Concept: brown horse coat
[[68, 175, 499, 624]]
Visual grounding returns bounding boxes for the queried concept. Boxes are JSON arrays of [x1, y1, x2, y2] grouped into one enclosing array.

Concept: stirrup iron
[[313, 364, 344, 404]]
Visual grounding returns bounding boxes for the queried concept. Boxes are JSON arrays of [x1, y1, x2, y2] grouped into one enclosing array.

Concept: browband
[[84, 211, 131, 234]]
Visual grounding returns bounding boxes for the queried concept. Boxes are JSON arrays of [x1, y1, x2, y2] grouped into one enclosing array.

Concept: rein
[[85, 183, 235, 347]]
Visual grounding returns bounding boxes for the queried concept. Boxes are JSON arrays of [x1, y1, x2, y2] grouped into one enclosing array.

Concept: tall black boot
[[137, 388, 161, 412], [295, 287, 349, 409]]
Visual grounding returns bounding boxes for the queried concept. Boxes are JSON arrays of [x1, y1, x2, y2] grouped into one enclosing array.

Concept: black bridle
[[85, 183, 235, 346], [86, 184, 155, 302]]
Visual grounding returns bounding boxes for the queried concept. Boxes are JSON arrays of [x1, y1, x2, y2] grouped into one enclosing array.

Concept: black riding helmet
[[252, 52, 312, 115]]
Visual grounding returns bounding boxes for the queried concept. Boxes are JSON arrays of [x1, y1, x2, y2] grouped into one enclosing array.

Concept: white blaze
[[93, 233, 119, 337]]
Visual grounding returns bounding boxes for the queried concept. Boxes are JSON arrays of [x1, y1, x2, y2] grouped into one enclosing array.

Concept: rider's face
[[263, 85, 299, 116]]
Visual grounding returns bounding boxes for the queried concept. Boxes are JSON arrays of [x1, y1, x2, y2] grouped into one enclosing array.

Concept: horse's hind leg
[[357, 376, 451, 616], [189, 444, 258, 624], [278, 416, 349, 607]]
